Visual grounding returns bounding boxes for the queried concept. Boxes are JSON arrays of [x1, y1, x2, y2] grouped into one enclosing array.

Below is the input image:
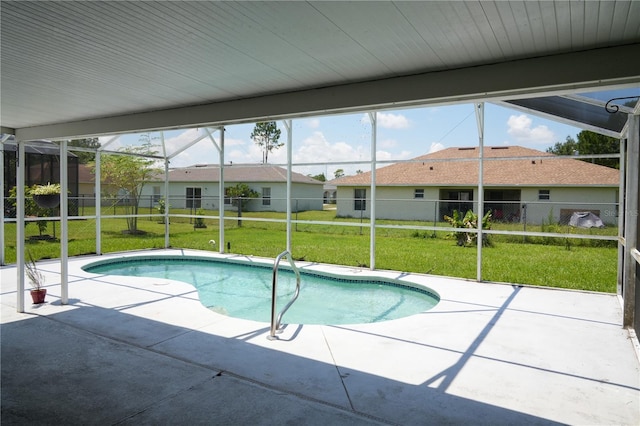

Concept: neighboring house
[[142, 164, 324, 212], [333, 146, 620, 225], [77, 164, 96, 207], [323, 183, 337, 204], [77, 164, 125, 208]]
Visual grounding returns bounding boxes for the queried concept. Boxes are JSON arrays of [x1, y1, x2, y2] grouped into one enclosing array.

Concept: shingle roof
[[158, 164, 322, 185], [334, 146, 619, 186], [78, 164, 95, 183]]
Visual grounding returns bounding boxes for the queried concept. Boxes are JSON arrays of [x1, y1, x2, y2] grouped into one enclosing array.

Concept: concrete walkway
[[2, 249, 639, 425]]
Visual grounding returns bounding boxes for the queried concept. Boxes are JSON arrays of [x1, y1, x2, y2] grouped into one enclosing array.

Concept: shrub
[[444, 209, 492, 247]]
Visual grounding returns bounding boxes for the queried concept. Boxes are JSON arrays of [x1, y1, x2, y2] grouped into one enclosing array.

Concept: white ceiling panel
[[1, 1, 639, 139]]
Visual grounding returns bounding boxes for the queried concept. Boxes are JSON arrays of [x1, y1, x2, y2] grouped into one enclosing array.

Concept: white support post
[[218, 128, 225, 253], [95, 151, 101, 255], [475, 103, 485, 282], [617, 137, 626, 296], [205, 127, 225, 254], [160, 131, 170, 248], [283, 120, 293, 253], [623, 114, 639, 328], [163, 158, 170, 248], [369, 112, 377, 270], [16, 140, 25, 312], [60, 140, 69, 304]]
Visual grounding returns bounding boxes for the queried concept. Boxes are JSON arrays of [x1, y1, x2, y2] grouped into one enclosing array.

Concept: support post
[[369, 112, 377, 270], [475, 102, 485, 282], [283, 120, 293, 253], [623, 114, 639, 328], [617, 137, 626, 296], [60, 140, 69, 304], [16, 140, 25, 312], [95, 151, 101, 255], [160, 131, 170, 248], [218, 128, 225, 253]]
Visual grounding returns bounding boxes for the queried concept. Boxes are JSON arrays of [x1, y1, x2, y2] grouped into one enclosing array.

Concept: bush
[[194, 209, 207, 228], [444, 209, 492, 247]]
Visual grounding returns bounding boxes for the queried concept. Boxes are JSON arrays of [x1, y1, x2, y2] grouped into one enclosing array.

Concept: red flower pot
[[30, 289, 47, 304]]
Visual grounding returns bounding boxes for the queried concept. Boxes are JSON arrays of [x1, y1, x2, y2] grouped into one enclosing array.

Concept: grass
[[2, 208, 618, 293]]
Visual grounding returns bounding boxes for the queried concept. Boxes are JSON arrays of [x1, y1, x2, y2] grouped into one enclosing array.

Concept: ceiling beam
[[15, 43, 640, 141]]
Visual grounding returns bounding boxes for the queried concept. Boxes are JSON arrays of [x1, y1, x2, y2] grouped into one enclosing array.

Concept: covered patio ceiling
[[1, 1, 639, 141]]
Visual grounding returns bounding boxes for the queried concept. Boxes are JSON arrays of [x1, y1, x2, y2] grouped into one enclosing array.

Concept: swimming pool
[[83, 255, 439, 325]]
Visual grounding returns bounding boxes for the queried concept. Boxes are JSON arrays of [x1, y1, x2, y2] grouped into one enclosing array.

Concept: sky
[[102, 102, 583, 178]]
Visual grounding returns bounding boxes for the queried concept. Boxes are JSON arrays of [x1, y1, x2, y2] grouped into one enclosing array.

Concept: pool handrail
[[268, 250, 301, 340]]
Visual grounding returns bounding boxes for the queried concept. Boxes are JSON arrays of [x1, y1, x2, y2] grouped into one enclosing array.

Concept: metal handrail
[[268, 250, 301, 340]]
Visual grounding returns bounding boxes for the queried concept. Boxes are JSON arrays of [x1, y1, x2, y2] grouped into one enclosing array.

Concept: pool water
[[84, 256, 439, 325]]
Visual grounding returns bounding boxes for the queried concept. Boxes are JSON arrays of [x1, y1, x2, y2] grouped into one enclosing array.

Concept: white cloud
[[307, 118, 320, 129], [507, 114, 555, 144], [290, 131, 370, 176], [360, 112, 410, 129], [159, 129, 252, 167], [378, 112, 410, 129], [98, 135, 124, 151], [378, 138, 397, 149], [163, 128, 201, 156], [428, 142, 445, 153], [376, 150, 412, 161]]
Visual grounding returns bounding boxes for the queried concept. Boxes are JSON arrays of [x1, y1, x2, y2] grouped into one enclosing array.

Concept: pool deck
[[2, 248, 639, 425]]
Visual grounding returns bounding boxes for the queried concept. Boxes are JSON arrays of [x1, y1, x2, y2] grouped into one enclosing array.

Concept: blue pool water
[[83, 256, 439, 325]]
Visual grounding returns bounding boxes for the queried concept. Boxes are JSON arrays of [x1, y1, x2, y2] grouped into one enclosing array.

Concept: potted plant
[[31, 182, 61, 209], [25, 252, 46, 304]]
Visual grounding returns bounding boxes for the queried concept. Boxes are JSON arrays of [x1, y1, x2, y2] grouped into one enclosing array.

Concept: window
[[262, 187, 271, 206], [538, 190, 550, 200], [152, 186, 161, 203], [186, 187, 202, 209], [414, 189, 424, 199], [354, 188, 366, 211]]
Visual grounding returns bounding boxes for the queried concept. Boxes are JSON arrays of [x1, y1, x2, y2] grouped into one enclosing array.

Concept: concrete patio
[[2, 249, 639, 425]]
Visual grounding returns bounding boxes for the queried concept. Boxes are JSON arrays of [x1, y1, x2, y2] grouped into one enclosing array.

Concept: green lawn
[[2, 208, 618, 293]]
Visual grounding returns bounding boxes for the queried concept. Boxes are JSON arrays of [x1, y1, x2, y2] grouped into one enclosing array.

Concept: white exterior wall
[[336, 186, 440, 221], [520, 186, 618, 225], [142, 181, 323, 212], [243, 182, 323, 212], [337, 185, 619, 225]]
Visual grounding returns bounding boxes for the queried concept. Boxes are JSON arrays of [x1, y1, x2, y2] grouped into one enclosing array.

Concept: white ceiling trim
[[13, 43, 640, 141]]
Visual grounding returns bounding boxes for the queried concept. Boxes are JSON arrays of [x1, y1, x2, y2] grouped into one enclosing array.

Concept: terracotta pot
[[30, 289, 47, 304], [33, 194, 60, 209]]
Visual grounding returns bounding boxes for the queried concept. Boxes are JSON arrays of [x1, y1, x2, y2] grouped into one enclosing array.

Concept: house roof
[[78, 164, 95, 184], [333, 146, 620, 187], [159, 164, 323, 185]]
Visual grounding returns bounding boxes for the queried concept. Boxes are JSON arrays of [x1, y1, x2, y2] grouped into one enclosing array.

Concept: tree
[[65, 138, 101, 164], [225, 183, 259, 227], [309, 173, 326, 182], [334, 169, 345, 179], [547, 130, 619, 168], [98, 143, 161, 233], [9, 184, 52, 237], [251, 122, 282, 164]]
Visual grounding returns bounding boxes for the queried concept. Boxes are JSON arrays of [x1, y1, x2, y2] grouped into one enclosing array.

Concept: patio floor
[[2, 249, 639, 425]]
